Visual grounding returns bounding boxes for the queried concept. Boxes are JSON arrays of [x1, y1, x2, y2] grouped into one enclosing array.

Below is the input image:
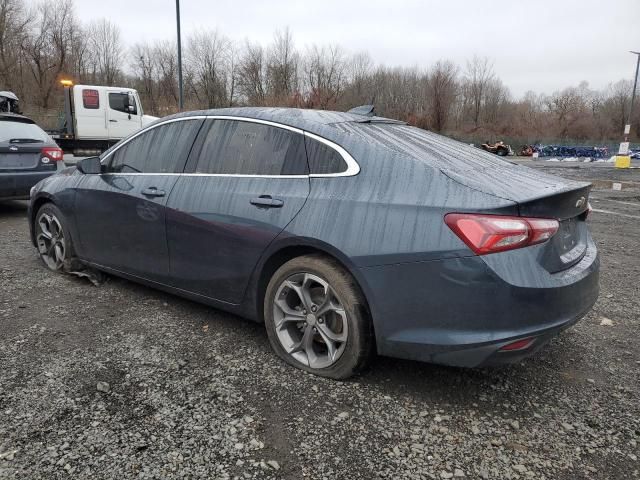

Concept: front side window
[[304, 136, 348, 174], [106, 120, 201, 174], [193, 120, 308, 175], [108, 93, 137, 115]]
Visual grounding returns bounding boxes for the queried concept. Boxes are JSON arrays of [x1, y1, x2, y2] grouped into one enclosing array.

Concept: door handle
[[141, 187, 166, 197], [250, 195, 284, 208], [109, 119, 118, 123]]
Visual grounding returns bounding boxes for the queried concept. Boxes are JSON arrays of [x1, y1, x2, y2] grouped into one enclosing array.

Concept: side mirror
[[77, 156, 102, 174], [126, 93, 136, 114]]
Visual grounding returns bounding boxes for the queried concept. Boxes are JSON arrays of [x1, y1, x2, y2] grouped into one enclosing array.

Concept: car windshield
[[0, 120, 50, 143]]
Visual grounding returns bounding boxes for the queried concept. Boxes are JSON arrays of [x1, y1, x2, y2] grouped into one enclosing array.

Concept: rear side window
[[108, 93, 137, 115], [82, 89, 99, 109], [304, 137, 348, 174], [107, 120, 201, 174], [193, 120, 308, 175]]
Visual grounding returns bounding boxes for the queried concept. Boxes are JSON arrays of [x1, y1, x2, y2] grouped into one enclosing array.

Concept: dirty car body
[[29, 107, 599, 368]]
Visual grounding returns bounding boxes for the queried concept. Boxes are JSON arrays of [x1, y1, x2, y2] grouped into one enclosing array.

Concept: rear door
[[73, 87, 108, 140], [74, 118, 203, 282], [107, 91, 140, 139], [166, 118, 310, 303]]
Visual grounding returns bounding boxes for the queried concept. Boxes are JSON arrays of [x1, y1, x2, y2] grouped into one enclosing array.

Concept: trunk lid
[[0, 144, 51, 172], [439, 162, 591, 273]]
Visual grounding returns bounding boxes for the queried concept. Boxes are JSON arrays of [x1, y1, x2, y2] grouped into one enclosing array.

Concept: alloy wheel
[[273, 272, 349, 369], [37, 212, 66, 270]]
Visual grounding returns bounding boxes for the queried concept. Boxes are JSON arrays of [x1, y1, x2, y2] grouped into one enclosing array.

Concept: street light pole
[[176, 0, 184, 111], [625, 51, 640, 137], [616, 51, 640, 168]]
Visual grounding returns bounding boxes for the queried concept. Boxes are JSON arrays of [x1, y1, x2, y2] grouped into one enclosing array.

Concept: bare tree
[[130, 42, 157, 114], [68, 24, 92, 82], [545, 87, 586, 139], [154, 40, 178, 110], [464, 55, 495, 128], [342, 51, 373, 106], [88, 19, 123, 85], [227, 41, 237, 107], [238, 41, 267, 106], [303, 44, 347, 109], [482, 77, 509, 127], [267, 27, 298, 102], [425, 60, 458, 132], [0, 0, 29, 91], [604, 79, 632, 133], [21, 0, 76, 108], [186, 29, 230, 108]]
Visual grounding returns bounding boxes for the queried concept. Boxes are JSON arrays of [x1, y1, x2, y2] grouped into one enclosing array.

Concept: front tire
[[35, 203, 74, 272], [264, 255, 374, 379]]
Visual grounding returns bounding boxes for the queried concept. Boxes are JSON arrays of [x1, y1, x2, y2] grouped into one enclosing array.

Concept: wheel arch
[[245, 238, 375, 330], [29, 194, 56, 247]]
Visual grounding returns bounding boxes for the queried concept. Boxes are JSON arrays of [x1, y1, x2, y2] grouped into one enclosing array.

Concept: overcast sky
[[71, 0, 639, 98]]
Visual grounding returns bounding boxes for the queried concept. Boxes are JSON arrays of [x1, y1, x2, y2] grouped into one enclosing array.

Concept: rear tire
[[264, 254, 374, 379]]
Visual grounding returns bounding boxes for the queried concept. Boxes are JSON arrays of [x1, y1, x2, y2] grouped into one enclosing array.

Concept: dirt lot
[[1, 163, 639, 480]]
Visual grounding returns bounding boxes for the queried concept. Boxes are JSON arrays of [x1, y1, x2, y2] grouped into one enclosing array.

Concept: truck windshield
[[0, 121, 50, 143]]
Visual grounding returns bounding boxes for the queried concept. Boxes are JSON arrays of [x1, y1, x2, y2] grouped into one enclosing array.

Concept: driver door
[[107, 91, 139, 139], [74, 118, 203, 283]]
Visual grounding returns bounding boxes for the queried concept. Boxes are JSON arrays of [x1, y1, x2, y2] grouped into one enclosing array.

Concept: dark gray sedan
[[1, 113, 64, 200], [28, 108, 599, 379]]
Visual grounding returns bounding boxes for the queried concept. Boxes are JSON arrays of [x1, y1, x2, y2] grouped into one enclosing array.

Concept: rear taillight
[[445, 213, 559, 255], [41, 147, 63, 162]]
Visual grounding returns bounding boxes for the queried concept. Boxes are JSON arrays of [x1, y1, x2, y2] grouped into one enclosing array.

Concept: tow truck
[[45, 80, 157, 156]]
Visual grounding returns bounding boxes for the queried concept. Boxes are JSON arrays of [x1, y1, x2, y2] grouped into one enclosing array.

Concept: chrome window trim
[[99, 173, 309, 179], [303, 131, 360, 177], [100, 116, 207, 165], [100, 114, 360, 178]]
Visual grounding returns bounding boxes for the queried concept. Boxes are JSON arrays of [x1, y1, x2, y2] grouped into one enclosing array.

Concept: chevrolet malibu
[[28, 107, 599, 379]]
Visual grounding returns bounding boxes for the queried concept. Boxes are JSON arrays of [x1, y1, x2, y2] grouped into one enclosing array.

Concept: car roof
[[171, 107, 403, 131], [0, 112, 36, 124]]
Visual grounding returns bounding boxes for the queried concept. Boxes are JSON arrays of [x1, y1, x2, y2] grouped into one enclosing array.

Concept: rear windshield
[[0, 120, 50, 143], [333, 122, 510, 171]]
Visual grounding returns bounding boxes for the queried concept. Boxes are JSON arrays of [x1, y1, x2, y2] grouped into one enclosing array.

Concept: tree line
[[1, 0, 638, 145]]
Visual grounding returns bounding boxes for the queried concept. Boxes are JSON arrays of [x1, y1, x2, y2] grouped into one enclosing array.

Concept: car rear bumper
[[359, 237, 599, 367], [0, 170, 56, 200]]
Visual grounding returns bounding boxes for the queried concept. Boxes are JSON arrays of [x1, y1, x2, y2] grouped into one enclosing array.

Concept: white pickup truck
[[48, 84, 157, 156]]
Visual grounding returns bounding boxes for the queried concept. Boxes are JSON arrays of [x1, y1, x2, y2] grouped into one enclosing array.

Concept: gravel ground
[[1, 165, 639, 480]]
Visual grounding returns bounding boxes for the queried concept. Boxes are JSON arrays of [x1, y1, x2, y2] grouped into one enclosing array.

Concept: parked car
[[28, 108, 599, 379], [1, 113, 64, 201]]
